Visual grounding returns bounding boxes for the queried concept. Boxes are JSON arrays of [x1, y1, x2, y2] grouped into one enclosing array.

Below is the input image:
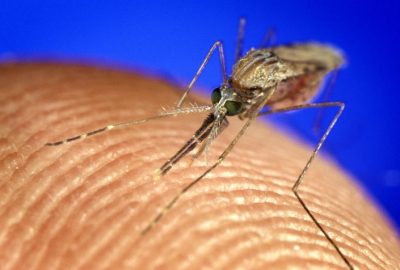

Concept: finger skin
[[0, 63, 399, 270]]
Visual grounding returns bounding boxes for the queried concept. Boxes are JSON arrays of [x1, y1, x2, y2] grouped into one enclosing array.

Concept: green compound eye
[[224, 100, 243, 116], [211, 88, 221, 105]]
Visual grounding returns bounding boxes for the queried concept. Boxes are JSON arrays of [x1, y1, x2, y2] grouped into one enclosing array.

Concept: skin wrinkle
[[0, 152, 24, 186], [0, 86, 46, 116], [59, 207, 134, 270], [0, 101, 122, 192], [76, 170, 372, 268], [213, 226, 329, 269], [200, 169, 377, 252], [40, 194, 138, 269], [0, 90, 75, 134], [8, 121, 144, 207], [0, 140, 94, 222], [50, 155, 150, 266], [2, 90, 91, 128], [57, 179, 156, 268], [186, 204, 350, 255], [115, 137, 382, 266], [297, 176, 397, 264], [115, 189, 197, 268], [188, 227, 270, 269], [78, 173, 194, 268], [30, 139, 160, 268], [21, 155, 142, 269], [154, 212, 338, 269], [177, 228, 259, 269], [1, 134, 142, 268], [0, 139, 16, 161], [92, 209, 144, 269], [0, 63, 399, 270], [2, 168, 87, 269], [100, 182, 194, 269], [251, 256, 342, 270], [78, 202, 164, 269], [65, 188, 141, 257], [269, 259, 352, 270], [227, 243, 341, 270], [125, 197, 352, 269], [145, 180, 374, 268]]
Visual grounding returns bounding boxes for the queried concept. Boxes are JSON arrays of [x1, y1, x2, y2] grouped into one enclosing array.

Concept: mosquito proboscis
[[45, 18, 353, 269]]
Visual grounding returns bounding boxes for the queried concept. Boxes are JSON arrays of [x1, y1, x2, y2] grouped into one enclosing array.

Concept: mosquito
[[45, 18, 353, 269]]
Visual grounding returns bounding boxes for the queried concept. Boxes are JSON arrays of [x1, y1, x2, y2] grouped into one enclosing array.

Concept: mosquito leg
[[234, 17, 246, 63], [157, 113, 215, 176], [259, 27, 277, 48], [176, 41, 227, 108], [142, 116, 255, 235], [190, 116, 229, 165], [312, 69, 340, 135], [158, 114, 229, 177], [44, 105, 212, 146], [259, 101, 353, 269]]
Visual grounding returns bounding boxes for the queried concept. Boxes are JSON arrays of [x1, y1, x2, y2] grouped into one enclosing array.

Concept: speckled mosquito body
[[45, 18, 353, 269], [155, 43, 344, 176]]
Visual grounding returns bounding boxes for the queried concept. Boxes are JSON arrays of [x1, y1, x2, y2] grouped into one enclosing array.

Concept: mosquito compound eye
[[211, 88, 221, 105], [224, 100, 243, 116]]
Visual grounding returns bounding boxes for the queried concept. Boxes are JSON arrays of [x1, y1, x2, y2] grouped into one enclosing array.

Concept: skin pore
[[0, 63, 399, 269]]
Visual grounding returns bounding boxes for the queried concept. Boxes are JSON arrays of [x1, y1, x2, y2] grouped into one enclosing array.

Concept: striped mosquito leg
[[158, 113, 215, 176], [44, 105, 213, 147], [45, 126, 113, 146]]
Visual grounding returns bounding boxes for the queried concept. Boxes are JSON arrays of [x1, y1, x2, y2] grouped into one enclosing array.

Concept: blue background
[[1, 1, 399, 231]]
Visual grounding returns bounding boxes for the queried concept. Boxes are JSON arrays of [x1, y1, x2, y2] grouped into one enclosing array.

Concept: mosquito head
[[211, 85, 244, 117]]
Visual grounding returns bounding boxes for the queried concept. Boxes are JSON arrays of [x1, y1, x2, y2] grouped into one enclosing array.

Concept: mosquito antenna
[[234, 17, 247, 63], [45, 105, 212, 146], [259, 27, 277, 48]]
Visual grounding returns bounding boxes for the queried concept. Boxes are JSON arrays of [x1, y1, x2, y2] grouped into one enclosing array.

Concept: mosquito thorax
[[211, 86, 244, 116]]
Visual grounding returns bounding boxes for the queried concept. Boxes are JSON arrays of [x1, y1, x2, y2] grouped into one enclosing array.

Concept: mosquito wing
[[266, 43, 345, 109]]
